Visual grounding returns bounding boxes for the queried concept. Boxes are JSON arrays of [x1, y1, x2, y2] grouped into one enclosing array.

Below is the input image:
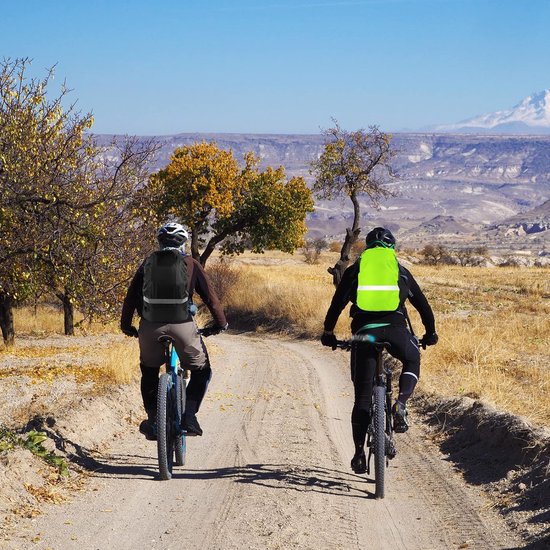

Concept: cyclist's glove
[[421, 332, 438, 348], [321, 331, 337, 350], [201, 323, 228, 337], [121, 325, 138, 338]]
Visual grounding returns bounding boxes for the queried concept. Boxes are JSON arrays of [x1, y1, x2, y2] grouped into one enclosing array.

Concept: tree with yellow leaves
[[149, 141, 314, 266], [42, 135, 159, 334], [0, 58, 158, 342]]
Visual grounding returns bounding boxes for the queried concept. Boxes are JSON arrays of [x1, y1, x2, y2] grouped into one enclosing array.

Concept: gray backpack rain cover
[[142, 249, 189, 323]]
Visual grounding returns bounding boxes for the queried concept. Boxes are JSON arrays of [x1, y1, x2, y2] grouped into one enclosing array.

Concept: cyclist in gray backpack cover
[[121, 223, 227, 439]]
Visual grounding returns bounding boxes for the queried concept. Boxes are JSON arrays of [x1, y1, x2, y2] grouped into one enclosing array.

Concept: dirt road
[[6, 333, 523, 549]]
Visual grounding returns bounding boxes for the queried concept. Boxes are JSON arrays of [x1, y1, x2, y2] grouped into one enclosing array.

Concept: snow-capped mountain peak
[[435, 90, 550, 134]]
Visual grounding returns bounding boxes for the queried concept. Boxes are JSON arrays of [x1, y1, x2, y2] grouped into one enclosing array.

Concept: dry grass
[[4, 253, 548, 426], [224, 253, 351, 337], [406, 264, 550, 425], [223, 253, 550, 426], [0, 338, 139, 387], [13, 306, 66, 335], [11, 306, 118, 340], [96, 340, 140, 385]]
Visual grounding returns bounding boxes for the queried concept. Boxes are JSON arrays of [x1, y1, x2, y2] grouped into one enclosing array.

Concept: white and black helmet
[[365, 227, 396, 249], [157, 222, 189, 248]]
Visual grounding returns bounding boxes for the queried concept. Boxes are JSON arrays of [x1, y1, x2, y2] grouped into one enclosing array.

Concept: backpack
[[356, 247, 400, 312], [142, 249, 189, 323]]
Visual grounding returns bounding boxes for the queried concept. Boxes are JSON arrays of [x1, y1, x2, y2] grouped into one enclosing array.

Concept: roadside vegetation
[[0, 59, 313, 347], [5, 251, 546, 426], [207, 252, 550, 426]]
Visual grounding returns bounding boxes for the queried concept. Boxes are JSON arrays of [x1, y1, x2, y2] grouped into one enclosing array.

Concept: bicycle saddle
[[157, 335, 175, 344], [373, 341, 391, 351], [353, 333, 391, 351]]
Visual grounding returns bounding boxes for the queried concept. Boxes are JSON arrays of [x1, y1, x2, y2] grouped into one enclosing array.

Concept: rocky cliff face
[[487, 199, 550, 237], [99, 132, 550, 249]]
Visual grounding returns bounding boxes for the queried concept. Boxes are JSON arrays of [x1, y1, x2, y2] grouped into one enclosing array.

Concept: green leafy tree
[[149, 142, 314, 265], [310, 121, 397, 285]]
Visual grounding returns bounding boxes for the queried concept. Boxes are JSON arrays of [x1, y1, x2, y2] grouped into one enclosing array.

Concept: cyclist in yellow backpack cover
[[321, 227, 438, 474]]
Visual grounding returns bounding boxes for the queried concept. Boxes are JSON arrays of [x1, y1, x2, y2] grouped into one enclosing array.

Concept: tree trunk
[[328, 192, 362, 286], [0, 293, 15, 347], [56, 290, 75, 335], [63, 294, 75, 336], [190, 229, 201, 262], [200, 239, 218, 267], [200, 221, 247, 267]]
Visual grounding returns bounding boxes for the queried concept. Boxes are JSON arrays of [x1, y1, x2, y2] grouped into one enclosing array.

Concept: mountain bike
[[336, 333, 425, 499], [156, 326, 219, 481]]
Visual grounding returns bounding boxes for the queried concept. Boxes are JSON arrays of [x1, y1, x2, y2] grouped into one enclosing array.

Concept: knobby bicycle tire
[[157, 373, 175, 480], [174, 374, 186, 466], [373, 384, 386, 499]]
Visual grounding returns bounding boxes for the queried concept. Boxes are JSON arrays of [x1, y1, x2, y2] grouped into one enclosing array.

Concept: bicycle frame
[[163, 339, 180, 376]]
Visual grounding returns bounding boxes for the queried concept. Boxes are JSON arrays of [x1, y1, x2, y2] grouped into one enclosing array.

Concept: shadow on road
[[174, 463, 376, 499], [73, 447, 377, 499]]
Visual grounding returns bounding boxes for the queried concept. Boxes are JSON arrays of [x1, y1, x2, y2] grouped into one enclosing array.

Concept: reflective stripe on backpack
[[357, 285, 399, 291], [143, 297, 188, 304], [357, 247, 400, 312]]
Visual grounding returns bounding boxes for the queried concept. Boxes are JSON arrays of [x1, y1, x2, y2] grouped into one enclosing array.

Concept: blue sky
[[2, 0, 549, 135]]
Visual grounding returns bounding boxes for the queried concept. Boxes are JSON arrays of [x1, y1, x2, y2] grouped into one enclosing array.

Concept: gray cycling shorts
[[138, 318, 207, 370]]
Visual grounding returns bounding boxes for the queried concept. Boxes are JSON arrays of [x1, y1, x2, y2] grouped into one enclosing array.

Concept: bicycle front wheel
[[157, 373, 175, 480], [373, 384, 386, 499], [174, 374, 186, 466]]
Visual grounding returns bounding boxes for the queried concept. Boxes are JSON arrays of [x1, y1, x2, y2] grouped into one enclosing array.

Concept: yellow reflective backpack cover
[[357, 247, 400, 312]]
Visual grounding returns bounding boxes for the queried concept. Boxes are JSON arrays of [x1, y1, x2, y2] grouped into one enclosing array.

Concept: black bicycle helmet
[[365, 227, 396, 249], [157, 222, 189, 248]]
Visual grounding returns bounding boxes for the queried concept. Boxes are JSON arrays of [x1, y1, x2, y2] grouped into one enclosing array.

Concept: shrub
[[206, 259, 242, 304], [302, 238, 328, 264], [421, 244, 454, 265], [498, 256, 520, 268]]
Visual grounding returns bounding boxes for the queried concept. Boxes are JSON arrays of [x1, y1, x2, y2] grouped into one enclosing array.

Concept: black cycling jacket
[[323, 260, 436, 335]]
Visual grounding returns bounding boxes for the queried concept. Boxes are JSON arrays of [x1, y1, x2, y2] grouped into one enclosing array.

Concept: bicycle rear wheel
[[373, 384, 386, 499], [157, 373, 175, 480], [174, 374, 186, 466]]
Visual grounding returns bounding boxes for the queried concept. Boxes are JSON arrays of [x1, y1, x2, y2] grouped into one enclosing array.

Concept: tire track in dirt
[[5, 333, 523, 550]]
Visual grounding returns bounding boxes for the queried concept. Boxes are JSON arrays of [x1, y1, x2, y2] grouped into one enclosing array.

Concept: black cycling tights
[[350, 326, 420, 450], [140, 363, 212, 414]]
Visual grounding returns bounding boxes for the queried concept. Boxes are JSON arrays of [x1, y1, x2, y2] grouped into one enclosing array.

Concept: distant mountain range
[[432, 90, 550, 135], [99, 131, 550, 251]]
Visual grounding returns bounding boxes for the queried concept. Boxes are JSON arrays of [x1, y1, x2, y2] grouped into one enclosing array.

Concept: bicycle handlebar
[[334, 336, 427, 351]]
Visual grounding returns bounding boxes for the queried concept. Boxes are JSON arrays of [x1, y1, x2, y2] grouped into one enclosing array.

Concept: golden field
[[2, 251, 549, 426], [222, 252, 550, 426]]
